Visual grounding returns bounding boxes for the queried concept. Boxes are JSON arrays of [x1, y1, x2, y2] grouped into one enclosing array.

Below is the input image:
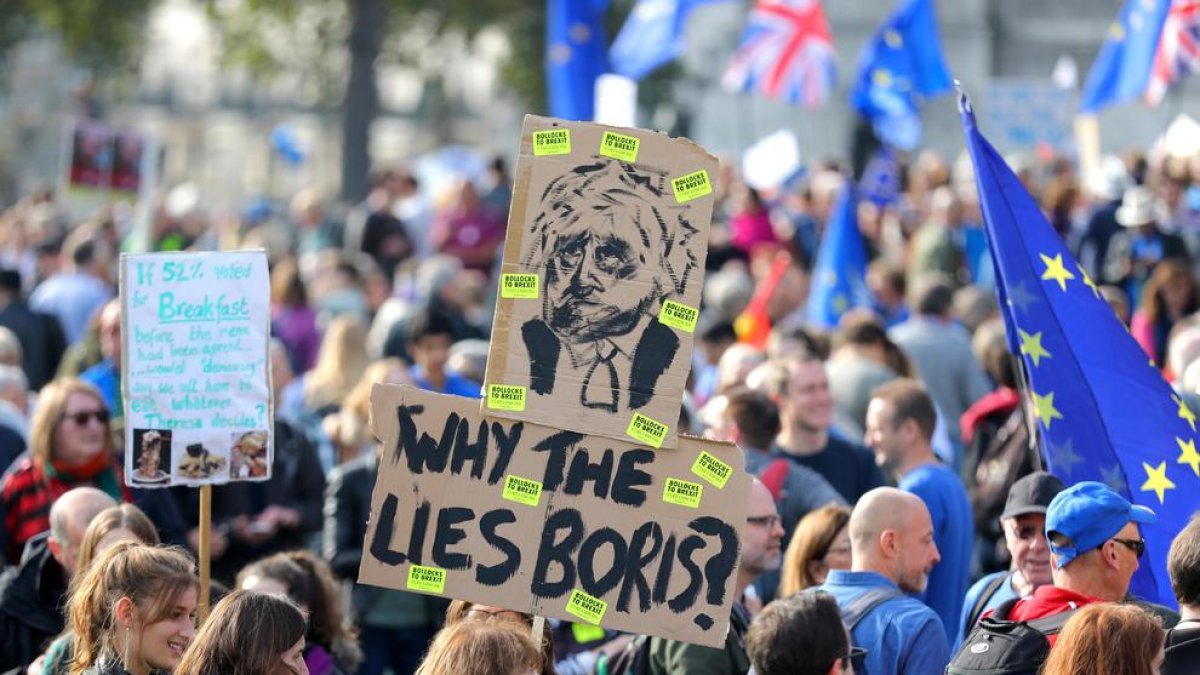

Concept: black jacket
[[323, 452, 444, 627], [0, 300, 67, 391], [1164, 620, 1200, 675], [0, 532, 67, 673]]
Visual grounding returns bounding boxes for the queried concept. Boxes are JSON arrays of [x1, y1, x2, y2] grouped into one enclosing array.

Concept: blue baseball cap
[[1045, 481, 1156, 569]]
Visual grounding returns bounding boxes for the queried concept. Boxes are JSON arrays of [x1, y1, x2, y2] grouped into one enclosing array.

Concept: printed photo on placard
[[173, 439, 229, 484], [230, 430, 270, 479], [129, 428, 171, 486]]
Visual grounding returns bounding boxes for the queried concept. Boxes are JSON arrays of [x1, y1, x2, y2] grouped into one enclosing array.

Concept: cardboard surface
[[359, 384, 749, 647], [120, 251, 273, 488], [482, 115, 717, 450]]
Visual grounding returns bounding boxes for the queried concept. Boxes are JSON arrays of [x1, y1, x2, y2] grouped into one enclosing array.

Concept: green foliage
[[0, 0, 155, 76]]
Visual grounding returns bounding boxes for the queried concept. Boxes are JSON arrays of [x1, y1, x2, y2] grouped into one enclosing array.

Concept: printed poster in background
[[359, 385, 750, 647], [68, 121, 113, 190], [983, 79, 1075, 155], [120, 251, 273, 488], [481, 115, 717, 451]]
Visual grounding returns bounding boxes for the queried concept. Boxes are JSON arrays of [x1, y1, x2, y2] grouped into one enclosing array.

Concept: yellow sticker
[[565, 589, 608, 625], [533, 129, 572, 156], [500, 273, 540, 299], [626, 413, 668, 448], [599, 131, 641, 163], [691, 450, 733, 489], [663, 477, 704, 508], [488, 384, 527, 412], [672, 169, 713, 203], [406, 565, 446, 594], [502, 474, 543, 507], [572, 622, 608, 643], [658, 300, 700, 333]]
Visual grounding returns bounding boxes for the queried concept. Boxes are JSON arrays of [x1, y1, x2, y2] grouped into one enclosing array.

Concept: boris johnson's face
[[544, 199, 661, 344]]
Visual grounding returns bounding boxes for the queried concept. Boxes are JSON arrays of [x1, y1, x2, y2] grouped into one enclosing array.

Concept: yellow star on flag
[[1018, 329, 1052, 367], [1039, 253, 1076, 291], [1078, 265, 1100, 297], [1178, 437, 1200, 477], [1174, 394, 1197, 431], [1141, 461, 1176, 504], [1032, 390, 1063, 429], [873, 69, 893, 87]]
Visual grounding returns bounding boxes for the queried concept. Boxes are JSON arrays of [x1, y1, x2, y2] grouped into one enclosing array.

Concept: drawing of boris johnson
[[520, 158, 701, 412]]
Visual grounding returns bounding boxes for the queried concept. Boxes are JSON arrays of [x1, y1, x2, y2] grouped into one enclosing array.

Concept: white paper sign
[[120, 251, 273, 488]]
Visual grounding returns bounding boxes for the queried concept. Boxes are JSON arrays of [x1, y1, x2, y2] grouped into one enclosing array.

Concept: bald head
[[49, 487, 118, 576], [849, 487, 941, 593]]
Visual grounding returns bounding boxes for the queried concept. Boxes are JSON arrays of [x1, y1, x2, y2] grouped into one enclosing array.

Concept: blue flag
[[960, 90, 1192, 608], [806, 182, 870, 329], [547, 0, 610, 120], [610, 0, 727, 80], [850, 0, 952, 150], [858, 146, 901, 208], [1079, 0, 1171, 113]]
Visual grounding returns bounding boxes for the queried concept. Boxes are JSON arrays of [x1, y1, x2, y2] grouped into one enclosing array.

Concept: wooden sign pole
[[198, 484, 212, 624]]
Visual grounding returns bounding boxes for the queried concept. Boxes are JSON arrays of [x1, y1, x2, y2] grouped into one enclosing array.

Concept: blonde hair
[[29, 378, 110, 465], [68, 542, 197, 675], [780, 505, 852, 596], [76, 504, 160, 573], [304, 317, 369, 411], [415, 620, 543, 675]]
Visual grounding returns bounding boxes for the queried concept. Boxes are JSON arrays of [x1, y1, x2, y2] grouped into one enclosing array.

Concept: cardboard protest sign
[[481, 116, 717, 450], [359, 384, 749, 647], [120, 251, 273, 488]]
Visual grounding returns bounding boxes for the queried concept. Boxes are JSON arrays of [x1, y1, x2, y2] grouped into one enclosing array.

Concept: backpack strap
[[761, 459, 791, 501], [964, 573, 1010, 634], [841, 585, 905, 630], [988, 597, 1078, 636]]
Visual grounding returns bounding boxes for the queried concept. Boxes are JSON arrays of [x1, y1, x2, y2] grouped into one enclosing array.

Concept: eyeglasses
[[64, 410, 109, 427], [1111, 537, 1145, 558], [1007, 523, 1042, 541], [466, 607, 525, 623], [838, 647, 868, 670], [746, 514, 781, 529]]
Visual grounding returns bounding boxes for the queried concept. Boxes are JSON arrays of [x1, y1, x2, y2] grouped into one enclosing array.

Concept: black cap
[[0, 269, 20, 292], [1000, 471, 1066, 520]]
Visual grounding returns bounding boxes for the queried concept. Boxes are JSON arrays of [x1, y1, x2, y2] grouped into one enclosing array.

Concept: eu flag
[[960, 88, 1193, 608], [1079, 0, 1171, 113], [805, 182, 870, 329], [547, 0, 610, 120], [610, 0, 728, 81], [850, 0, 952, 150]]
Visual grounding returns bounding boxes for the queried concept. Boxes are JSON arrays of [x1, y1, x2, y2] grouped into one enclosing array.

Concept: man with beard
[[816, 487, 948, 675], [521, 159, 700, 413], [865, 379, 973, 643], [644, 478, 783, 675]]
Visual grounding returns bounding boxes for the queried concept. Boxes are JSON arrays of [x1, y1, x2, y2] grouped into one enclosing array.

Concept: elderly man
[[521, 159, 701, 413], [816, 487, 948, 675], [997, 481, 1159, 643], [0, 487, 117, 672], [955, 472, 1064, 648]]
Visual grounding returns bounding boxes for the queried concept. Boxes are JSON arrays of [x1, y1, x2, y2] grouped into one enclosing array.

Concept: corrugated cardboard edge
[[482, 115, 718, 450]]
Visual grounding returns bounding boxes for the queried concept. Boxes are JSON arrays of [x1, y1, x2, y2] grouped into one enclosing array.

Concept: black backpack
[[946, 598, 1078, 675]]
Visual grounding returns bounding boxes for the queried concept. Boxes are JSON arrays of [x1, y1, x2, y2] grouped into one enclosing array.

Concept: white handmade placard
[[120, 251, 273, 487]]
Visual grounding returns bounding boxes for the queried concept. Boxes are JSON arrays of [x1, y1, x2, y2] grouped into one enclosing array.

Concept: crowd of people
[[0, 140, 1197, 674]]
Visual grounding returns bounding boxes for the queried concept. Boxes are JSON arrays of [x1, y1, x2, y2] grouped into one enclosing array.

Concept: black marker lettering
[[578, 527, 627, 598], [477, 508, 521, 586], [531, 508, 584, 598], [564, 448, 614, 499], [611, 450, 653, 507], [431, 506, 474, 571]]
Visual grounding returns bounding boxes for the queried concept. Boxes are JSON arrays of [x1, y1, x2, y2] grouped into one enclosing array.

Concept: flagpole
[[1010, 355, 1046, 472]]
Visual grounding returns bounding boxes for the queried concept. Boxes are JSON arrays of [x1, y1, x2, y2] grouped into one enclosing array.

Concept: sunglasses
[[1111, 537, 1146, 558], [65, 410, 110, 426], [839, 646, 869, 671]]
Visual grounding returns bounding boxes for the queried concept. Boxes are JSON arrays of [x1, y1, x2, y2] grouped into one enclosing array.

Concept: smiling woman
[[67, 542, 199, 675]]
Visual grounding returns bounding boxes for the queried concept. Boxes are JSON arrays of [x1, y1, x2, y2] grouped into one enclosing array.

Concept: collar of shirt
[[824, 569, 901, 590]]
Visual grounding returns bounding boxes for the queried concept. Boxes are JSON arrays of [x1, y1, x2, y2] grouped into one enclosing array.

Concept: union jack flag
[[1147, 0, 1200, 105], [722, 0, 837, 108]]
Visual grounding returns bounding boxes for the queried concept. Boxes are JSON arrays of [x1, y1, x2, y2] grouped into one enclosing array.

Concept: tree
[[0, 0, 156, 79]]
